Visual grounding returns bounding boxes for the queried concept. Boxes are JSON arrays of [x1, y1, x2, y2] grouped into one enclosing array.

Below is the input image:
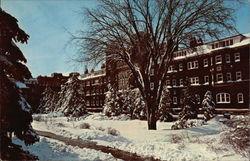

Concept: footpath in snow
[[16, 113, 249, 161]]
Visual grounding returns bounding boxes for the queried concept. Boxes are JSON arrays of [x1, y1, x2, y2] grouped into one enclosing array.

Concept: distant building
[[79, 67, 107, 112]]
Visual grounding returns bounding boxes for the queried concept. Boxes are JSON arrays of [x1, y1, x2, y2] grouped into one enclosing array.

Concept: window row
[[172, 93, 244, 105], [166, 71, 242, 86], [216, 93, 244, 104], [171, 52, 240, 72]]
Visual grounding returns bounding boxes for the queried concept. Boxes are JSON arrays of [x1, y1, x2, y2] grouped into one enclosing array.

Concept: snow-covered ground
[[29, 113, 248, 161], [13, 136, 121, 161]]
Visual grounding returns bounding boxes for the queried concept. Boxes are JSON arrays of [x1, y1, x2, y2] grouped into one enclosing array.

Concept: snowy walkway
[[36, 129, 161, 161]]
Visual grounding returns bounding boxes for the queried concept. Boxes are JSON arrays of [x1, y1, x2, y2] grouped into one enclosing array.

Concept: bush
[[171, 119, 205, 130], [107, 127, 120, 136], [170, 134, 183, 144], [221, 116, 250, 157], [33, 115, 43, 122], [79, 123, 91, 129]]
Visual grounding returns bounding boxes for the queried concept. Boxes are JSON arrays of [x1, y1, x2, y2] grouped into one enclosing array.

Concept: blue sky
[[2, 0, 250, 77]]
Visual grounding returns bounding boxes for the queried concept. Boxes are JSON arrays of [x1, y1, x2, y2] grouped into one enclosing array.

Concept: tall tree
[[0, 9, 39, 159], [74, 0, 238, 129]]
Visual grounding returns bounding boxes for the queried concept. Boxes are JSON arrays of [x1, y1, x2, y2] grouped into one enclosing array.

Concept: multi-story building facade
[[108, 33, 250, 114], [167, 33, 249, 114], [79, 68, 107, 112]]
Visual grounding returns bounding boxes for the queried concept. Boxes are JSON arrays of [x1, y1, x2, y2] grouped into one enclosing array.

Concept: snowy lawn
[[32, 113, 249, 161]]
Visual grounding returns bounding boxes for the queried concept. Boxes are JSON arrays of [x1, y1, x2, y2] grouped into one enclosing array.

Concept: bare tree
[[73, 0, 238, 130]]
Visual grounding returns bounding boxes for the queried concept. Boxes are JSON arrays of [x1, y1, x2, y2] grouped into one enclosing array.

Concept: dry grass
[[221, 116, 250, 157], [79, 123, 91, 129], [107, 127, 120, 136]]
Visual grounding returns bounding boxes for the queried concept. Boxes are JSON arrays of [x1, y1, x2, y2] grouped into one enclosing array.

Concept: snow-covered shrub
[[170, 134, 184, 144], [107, 127, 120, 136], [202, 91, 215, 121], [171, 119, 205, 130], [79, 123, 91, 129], [103, 87, 146, 120], [221, 116, 250, 157], [103, 84, 121, 116]]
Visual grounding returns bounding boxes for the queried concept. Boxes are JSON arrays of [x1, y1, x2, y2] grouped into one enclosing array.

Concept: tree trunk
[[147, 112, 157, 130], [146, 100, 157, 130]]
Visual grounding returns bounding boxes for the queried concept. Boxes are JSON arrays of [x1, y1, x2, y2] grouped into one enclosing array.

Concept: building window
[[236, 71, 242, 80], [216, 66, 222, 71], [150, 82, 154, 90], [216, 73, 223, 82], [225, 54, 230, 63], [234, 53, 240, 62], [179, 79, 183, 86], [211, 57, 213, 66], [215, 55, 222, 64], [187, 61, 198, 70], [204, 75, 209, 84], [173, 97, 177, 104], [226, 72, 232, 81], [179, 63, 183, 71], [166, 80, 170, 86], [237, 93, 244, 103], [168, 65, 174, 72], [150, 68, 154, 76], [203, 59, 208, 67], [190, 77, 199, 85], [216, 93, 230, 104], [172, 79, 176, 86]]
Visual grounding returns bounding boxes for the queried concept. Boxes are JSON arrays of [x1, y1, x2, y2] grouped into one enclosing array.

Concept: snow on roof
[[79, 73, 106, 80], [173, 33, 250, 61]]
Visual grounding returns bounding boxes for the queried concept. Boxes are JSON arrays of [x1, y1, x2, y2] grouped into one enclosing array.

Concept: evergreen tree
[[103, 84, 120, 116], [202, 91, 215, 121], [158, 86, 173, 122], [0, 9, 39, 159], [37, 86, 58, 114], [55, 75, 87, 117], [179, 81, 199, 120]]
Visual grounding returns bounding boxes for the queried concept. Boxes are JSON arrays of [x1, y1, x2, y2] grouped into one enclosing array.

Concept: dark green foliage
[[0, 8, 39, 159]]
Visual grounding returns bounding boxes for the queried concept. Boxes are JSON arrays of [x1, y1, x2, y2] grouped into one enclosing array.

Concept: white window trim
[[179, 63, 183, 71], [203, 59, 208, 67], [204, 75, 209, 84], [237, 93, 244, 103], [172, 79, 177, 87], [216, 93, 230, 104], [216, 73, 223, 83], [234, 53, 240, 62], [236, 71, 242, 81], [190, 77, 199, 85], [173, 97, 177, 104], [225, 54, 230, 63], [215, 55, 222, 64], [226, 72, 232, 81], [179, 79, 183, 86], [187, 61, 198, 70]]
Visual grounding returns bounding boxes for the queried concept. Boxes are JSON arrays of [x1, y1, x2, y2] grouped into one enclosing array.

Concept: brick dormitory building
[[24, 33, 249, 114]]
